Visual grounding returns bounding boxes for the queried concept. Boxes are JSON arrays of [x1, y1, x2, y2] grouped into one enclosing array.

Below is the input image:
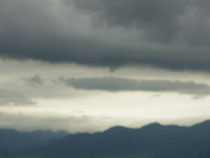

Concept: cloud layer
[[59, 77, 210, 96], [1, 1, 210, 132], [0, 0, 210, 71]]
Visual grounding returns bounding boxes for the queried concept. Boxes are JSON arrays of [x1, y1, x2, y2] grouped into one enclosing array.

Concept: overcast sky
[[0, 0, 210, 133]]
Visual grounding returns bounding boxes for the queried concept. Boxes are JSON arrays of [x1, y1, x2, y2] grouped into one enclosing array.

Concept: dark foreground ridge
[[1, 120, 210, 158]]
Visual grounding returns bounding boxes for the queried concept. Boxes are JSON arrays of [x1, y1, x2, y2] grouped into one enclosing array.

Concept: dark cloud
[[0, 0, 210, 71], [59, 77, 210, 96], [73, 0, 185, 42], [73, 0, 210, 45]]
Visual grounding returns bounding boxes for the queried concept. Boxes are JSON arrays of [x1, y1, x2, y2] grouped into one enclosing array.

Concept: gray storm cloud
[[0, 0, 210, 71], [59, 77, 210, 96]]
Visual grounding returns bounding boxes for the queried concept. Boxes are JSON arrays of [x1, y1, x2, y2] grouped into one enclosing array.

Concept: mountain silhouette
[[0, 129, 67, 156], [1, 121, 210, 158]]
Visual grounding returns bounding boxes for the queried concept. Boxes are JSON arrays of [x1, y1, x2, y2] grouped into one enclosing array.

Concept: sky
[[0, 0, 210, 133]]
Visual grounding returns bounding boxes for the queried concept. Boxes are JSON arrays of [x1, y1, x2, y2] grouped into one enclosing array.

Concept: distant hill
[[1, 121, 210, 158], [0, 129, 67, 155]]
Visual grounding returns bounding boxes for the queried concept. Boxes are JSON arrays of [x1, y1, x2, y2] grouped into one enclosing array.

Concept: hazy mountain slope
[[0, 129, 67, 154], [29, 121, 210, 158], [1, 121, 210, 158]]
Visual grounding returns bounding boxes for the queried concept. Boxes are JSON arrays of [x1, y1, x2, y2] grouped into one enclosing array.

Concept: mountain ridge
[[1, 120, 210, 158], [26, 120, 210, 158]]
